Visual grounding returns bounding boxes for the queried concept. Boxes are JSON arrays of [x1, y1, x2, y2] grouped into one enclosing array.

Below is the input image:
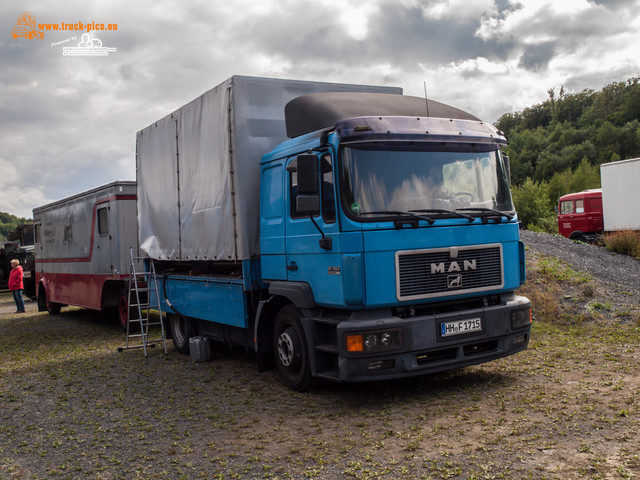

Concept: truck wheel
[[37, 285, 47, 312], [117, 291, 131, 330], [273, 305, 312, 391], [38, 285, 61, 314], [569, 232, 587, 242], [168, 313, 193, 354], [47, 301, 62, 315]]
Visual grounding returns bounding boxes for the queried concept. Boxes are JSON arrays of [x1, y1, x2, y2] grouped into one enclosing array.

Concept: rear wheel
[[38, 285, 61, 314], [168, 313, 193, 354], [273, 305, 312, 391], [116, 291, 131, 330], [569, 231, 587, 242], [47, 301, 62, 315]]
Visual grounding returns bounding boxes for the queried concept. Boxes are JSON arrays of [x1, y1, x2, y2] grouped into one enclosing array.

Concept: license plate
[[441, 318, 482, 337]]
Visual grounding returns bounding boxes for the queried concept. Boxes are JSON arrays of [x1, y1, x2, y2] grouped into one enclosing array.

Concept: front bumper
[[311, 294, 531, 382]]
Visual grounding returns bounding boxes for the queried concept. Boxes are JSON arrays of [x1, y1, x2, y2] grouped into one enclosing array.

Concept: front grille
[[396, 244, 503, 301]]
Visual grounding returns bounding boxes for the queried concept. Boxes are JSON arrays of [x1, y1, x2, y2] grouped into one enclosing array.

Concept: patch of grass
[[603, 230, 640, 258], [537, 255, 591, 284], [581, 284, 596, 298], [590, 301, 613, 311]]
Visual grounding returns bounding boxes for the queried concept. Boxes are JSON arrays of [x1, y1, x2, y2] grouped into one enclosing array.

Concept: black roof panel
[[285, 92, 480, 138]]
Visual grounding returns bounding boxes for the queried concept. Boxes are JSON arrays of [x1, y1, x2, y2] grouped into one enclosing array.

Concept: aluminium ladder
[[118, 247, 167, 356]]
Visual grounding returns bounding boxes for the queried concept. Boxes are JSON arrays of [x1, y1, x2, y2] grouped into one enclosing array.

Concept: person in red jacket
[[9, 259, 25, 313]]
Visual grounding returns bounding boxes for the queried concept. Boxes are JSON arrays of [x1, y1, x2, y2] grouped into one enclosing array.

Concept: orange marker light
[[346, 334, 364, 352]]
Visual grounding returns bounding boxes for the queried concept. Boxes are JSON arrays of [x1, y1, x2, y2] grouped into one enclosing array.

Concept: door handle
[[287, 262, 298, 271]]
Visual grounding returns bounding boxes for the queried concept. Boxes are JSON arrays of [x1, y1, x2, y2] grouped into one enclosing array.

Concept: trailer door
[[95, 204, 113, 273]]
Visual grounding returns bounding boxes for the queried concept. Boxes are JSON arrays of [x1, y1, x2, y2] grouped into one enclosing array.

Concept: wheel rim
[[118, 296, 128, 327], [277, 331, 295, 367]]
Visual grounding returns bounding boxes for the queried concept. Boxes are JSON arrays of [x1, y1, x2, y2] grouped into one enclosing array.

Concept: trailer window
[[97, 207, 109, 235]]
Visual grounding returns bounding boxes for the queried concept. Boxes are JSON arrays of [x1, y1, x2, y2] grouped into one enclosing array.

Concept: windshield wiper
[[358, 210, 435, 225], [410, 208, 474, 222], [456, 207, 515, 222]]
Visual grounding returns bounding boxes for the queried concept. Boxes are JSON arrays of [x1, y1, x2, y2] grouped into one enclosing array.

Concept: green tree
[[547, 169, 572, 208], [512, 178, 555, 231], [569, 158, 600, 192], [0, 212, 31, 243]]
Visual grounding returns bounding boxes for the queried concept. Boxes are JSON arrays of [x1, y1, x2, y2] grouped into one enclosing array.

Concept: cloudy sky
[[2, 0, 639, 218]]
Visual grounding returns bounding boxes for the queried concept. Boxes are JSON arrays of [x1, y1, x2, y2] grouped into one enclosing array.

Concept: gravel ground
[[521, 230, 640, 292]]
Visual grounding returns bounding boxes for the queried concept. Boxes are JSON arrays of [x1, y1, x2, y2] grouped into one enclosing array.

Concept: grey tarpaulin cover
[[136, 75, 402, 261]]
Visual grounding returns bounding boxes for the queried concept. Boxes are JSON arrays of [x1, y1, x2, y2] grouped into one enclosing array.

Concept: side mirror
[[296, 154, 319, 194], [296, 195, 320, 215]]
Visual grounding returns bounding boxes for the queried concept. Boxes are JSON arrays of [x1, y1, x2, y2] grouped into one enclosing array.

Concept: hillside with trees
[[496, 77, 640, 232], [0, 212, 32, 243]]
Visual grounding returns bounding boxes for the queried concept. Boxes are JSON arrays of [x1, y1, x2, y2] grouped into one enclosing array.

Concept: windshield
[[339, 145, 514, 220]]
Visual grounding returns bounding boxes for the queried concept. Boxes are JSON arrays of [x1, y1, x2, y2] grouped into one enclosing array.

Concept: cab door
[[284, 152, 346, 306]]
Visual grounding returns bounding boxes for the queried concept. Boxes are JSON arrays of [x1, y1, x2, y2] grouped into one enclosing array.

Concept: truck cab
[[557, 189, 603, 241], [258, 93, 531, 389]]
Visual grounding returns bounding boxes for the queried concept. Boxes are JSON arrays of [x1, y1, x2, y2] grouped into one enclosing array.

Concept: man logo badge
[[448, 274, 462, 288]]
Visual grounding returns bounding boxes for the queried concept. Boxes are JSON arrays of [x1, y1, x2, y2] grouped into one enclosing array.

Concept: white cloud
[[422, 0, 498, 21]]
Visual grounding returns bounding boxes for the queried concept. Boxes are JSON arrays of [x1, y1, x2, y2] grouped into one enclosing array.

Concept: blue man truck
[[137, 76, 531, 390]]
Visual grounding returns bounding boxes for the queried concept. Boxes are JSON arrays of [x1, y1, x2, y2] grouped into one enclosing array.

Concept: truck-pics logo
[[11, 11, 44, 39], [62, 33, 116, 56], [11, 10, 118, 56]]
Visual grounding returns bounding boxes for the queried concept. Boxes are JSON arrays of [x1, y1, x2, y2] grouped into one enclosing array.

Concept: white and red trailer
[[33, 181, 139, 327]]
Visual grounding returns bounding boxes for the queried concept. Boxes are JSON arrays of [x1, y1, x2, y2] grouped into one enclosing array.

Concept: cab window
[[560, 200, 574, 214], [321, 154, 336, 224]]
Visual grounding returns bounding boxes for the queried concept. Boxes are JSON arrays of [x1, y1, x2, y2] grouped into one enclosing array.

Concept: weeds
[[604, 230, 640, 258], [537, 255, 591, 284]]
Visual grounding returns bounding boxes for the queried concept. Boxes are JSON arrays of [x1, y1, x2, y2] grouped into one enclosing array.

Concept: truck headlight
[[345, 329, 401, 353], [511, 308, 532, 329]]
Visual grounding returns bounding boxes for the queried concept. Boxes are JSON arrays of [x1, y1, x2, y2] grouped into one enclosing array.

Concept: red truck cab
[[557, 189, 603, 240]]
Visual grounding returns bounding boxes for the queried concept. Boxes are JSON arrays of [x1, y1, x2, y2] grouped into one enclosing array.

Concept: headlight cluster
[[511, 308, 532, 329], [345, 329, 401, 353]]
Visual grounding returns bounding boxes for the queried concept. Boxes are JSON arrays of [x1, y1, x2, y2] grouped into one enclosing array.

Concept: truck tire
[[38, 285, 61, 314], [168, 313, 193, 354], [116, 290, 131, 330], [273, 305, 312, 391], [569, 231, 588, 242], [47, 301, 62, 315]]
